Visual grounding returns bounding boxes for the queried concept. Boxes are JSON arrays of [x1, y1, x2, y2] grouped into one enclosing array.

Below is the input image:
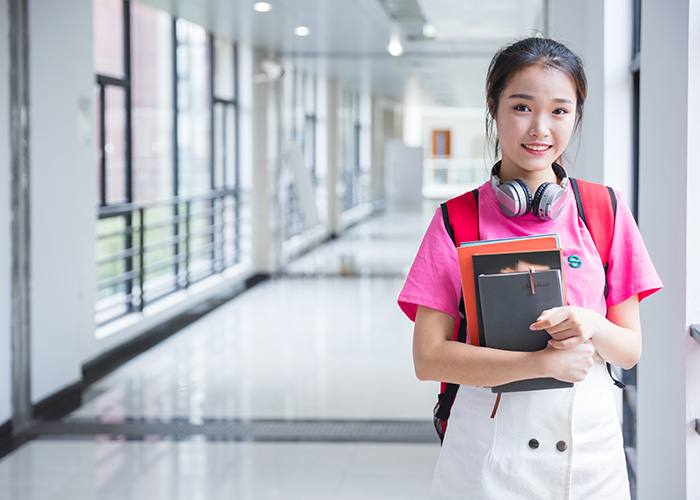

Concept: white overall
[[430, 359, 630, 499]]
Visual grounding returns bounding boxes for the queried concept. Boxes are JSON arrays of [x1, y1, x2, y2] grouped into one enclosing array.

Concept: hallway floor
[[0, 203, 443, 499]]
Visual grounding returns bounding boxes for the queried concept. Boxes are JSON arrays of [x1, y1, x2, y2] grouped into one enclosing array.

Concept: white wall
[[547, 0, 604, 183], [29, 0, 96, 403], [0, 0, 12, 425], [600, 0, 634, 200], [686, 1, 700, 496], [384, 140, 423, 210], [637, 0, 697, 498], [547, 0, 634, 202]]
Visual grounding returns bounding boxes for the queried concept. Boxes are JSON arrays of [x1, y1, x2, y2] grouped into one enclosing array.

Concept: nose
[[529, 113, 550, 138]]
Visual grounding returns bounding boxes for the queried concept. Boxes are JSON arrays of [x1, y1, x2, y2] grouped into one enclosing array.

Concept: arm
[[529, 294, 642, 370], [413, 305, 595, 387]]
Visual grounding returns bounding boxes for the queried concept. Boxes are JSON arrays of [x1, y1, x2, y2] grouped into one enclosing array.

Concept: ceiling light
[[253, 2, 272, 12], [422, 23, 437, 39], [388, 36, 403, 57], [294, 26, 310, 36]]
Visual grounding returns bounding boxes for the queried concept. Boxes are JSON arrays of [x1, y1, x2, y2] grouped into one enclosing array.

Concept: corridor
[[0, 205, 442, 499]]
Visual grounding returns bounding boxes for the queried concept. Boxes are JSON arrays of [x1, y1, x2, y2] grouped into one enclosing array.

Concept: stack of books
[[457, 234, 573, 393]]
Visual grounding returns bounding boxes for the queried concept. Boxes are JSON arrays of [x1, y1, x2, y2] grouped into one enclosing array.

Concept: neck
[[496, 159, 560, 194]]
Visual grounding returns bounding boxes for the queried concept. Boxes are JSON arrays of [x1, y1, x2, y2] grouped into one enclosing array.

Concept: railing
[[96, 189, 250, 326], [423, 157, 490, 199]]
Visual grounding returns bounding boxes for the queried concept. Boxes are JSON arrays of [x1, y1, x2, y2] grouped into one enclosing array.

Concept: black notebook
[[477, 268, 573, 393], [472, 249, 564, 349]]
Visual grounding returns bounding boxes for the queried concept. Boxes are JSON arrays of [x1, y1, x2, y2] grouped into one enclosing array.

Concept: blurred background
[[0, 0, 698, 498]]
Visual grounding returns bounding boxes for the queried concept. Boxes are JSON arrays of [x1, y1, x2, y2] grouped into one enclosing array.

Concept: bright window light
[[294, 26, 311, 36]]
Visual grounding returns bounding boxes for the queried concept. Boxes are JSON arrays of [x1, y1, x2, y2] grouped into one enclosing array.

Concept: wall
[[637, 0, 696, 498], [600, 0, 634, 200], [547, 0, 634, 202], [686, 1, 700, 495], [29, 0, 96, 403], [547, 0, 604, 184], [384, 140, 423, 210], [0, 0, 12, 425]]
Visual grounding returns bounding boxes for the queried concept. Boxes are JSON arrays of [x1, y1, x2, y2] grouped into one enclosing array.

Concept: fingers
[[530, 306, 595, 347], [529, 307, 564, 331], [548, 337, 576, 349]]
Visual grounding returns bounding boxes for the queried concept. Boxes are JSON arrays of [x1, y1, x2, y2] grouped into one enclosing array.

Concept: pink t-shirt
[[398, 181, 662, 326]]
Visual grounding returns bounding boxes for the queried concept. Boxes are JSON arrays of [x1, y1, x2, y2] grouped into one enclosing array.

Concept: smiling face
[[494, 63, 578, 185]]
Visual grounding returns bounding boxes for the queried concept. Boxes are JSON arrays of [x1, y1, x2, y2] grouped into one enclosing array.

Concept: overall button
[[556, 440, 568, 452], [528, 438, 539, 450]]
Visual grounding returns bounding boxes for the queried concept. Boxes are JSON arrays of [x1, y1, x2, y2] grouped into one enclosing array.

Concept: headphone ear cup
[[497, 179, 532, 217], [532, 182, 566, 220]]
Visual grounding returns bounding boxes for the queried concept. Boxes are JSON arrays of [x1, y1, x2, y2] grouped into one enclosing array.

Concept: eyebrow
[[507, 93, 574, 104]]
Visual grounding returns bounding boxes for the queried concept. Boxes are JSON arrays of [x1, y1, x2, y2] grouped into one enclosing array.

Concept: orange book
[[456, 235, 560, 346]]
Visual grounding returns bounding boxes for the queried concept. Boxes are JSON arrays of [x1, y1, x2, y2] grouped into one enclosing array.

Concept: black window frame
[[623, 0, 642, 496], [94, 0, 242, 325]]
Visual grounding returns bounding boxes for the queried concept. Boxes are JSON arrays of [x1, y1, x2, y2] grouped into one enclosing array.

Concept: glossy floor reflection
[[0, 203, 443, 499], [0, 441, 438, 500]]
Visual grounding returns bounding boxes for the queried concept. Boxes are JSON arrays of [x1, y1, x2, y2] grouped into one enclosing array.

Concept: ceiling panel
[[136, 0, 545, 108]]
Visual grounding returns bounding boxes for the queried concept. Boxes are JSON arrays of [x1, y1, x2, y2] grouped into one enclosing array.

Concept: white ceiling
[[138, 0, 545, 108]]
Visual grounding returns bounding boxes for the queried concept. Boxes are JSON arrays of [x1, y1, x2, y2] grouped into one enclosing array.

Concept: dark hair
[[485, 37, 588, 163]]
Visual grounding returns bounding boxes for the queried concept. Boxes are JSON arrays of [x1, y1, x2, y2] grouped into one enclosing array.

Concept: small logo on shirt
[[567, 255, 582, 268]]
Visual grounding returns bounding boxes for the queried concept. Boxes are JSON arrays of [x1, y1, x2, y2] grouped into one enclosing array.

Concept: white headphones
[[490, 161, 569, 221]]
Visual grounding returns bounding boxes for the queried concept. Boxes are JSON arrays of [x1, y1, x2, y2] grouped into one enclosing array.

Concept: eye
[[514, 104, 530, 112], [552, 108, 569, 116]]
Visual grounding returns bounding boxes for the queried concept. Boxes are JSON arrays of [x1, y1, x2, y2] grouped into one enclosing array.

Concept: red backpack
[[434, 178, 622, 443]]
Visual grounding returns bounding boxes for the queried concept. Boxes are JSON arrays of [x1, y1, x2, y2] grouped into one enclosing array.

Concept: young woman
[[398, 37, 662, 499]]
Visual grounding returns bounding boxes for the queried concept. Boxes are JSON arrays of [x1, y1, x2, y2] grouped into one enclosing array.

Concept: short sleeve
[[606, 191, 663, 306], [397, 209, 462, 322]]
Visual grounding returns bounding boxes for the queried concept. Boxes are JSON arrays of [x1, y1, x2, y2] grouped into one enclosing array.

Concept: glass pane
[[225, 104, 237, 188], [104, 85, 127, 204], [213, 103, 237, 190], [304, 73, 316, 115], [304, 115, 316, 178], [176, 19, 211, 197], [213, 36, 235, 100], [131, 2, 174, 203], [142, 205, 176, 290], [93, 0, 124, 77], [95, 84, 104, 204], [213, 102, 225, 189]]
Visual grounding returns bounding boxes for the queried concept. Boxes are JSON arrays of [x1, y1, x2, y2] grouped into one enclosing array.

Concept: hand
[[538, 341, 595, 383], [529, 306, 603, 349]]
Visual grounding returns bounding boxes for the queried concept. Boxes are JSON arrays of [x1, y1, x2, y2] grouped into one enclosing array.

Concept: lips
[[522, 143, 552, 155]]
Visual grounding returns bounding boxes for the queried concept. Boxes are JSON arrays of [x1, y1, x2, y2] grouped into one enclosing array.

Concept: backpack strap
[[439, 188, 480, 347], [569, 178, 625, 389], [435, 189, 479, 424], [569, 178, 616, 272], [442, 189, 480, 246]]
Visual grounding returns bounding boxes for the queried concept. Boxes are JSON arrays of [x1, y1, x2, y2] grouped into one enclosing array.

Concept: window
[[280, 66, 319, 240], [341, 92, 369, 211], [93, 0, 243, 327]]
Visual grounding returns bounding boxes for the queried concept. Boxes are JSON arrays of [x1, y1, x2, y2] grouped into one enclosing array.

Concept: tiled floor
[[0, 203, 443, 499]]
